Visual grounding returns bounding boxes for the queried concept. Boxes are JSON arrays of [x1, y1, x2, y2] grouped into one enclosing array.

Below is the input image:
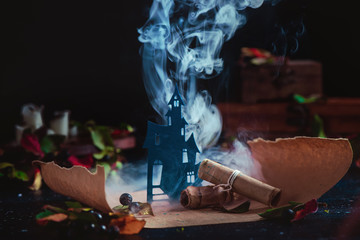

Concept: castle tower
[[143, 85, 200, 202]]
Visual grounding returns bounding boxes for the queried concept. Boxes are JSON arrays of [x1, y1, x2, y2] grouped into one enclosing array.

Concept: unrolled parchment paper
[[198, 159, 281, 207], [247, 137, 353, 206], [33, 161, 264, 228], [33, 137, 353, 228], [33, 161, 112, 213]]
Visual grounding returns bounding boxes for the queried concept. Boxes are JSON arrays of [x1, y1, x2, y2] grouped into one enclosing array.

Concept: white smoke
[[105, 160, 148, 207], [199, 139, 256, 176], [138, 0, 281, 151]]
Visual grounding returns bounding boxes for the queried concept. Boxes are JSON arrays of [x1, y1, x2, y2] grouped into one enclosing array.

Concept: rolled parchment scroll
[[198, 159, 281, 207], [180, 185, 229, 209]]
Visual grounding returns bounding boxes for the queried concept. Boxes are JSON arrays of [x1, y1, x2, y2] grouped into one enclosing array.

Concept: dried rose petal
[[29, 168, 42, 191], [36, 213, 68, 226], [109, 215, 145, 235], [68, 154, 94, 169], [111, 129, 130, 138], [292, 199, 318, 222], [21, 133, 44, 157]]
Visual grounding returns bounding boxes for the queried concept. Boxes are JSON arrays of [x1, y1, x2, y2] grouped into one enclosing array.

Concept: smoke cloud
[[138, 0, 282, 151]]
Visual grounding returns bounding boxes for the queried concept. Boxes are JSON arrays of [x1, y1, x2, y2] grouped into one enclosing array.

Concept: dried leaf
[[68, 211, 97, 223], [223, 201, 250, 213], [112, 202, 154, 217], [312, 114, 326, 138], [14, 170, 29, 181], [40, 135, 66, 154], [36, 210, 54, 220], [111, 129, 131, 138], [29, 168, 42, 190], [100, 162, 112, 179], [89, 126, 114, 151], [68, 155, 94, 169], [21, 133, 44, 157], [112, 205, 130, 215], [293, 94, 319, 104], [258, 201, 302, 219], [65, 201, 83, 209], [136, 203, 154, 217], [0, 162, 29, 181], [109, 215, 145, 235], [0, 162, 14, 169], [43, 205, 68, 214], [37, 213, 68, 225], [291, 199, 318, 222]]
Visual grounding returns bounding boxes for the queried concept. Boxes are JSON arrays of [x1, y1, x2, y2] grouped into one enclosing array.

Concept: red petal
[[111, 129, 130, 138], [21, 133, 44, 157], [355, 158, 360, 168], [292, 199, 318, 222], [29, 168, 42, 191], [249, 48, 266, 58], [68, 155, 94, 168]]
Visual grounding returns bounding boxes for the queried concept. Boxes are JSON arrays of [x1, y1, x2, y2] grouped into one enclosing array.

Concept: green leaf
[[0, 162, 15, 178], [0, 162, 14, 169], [127, 125, 134, 133], [13, 170, 29, 181], [97, 162, 111, 178], [40, 135, 66, 154], [112, 205, 130, 215], [43, 205, 68, 214], [89, 126, 114, 151], [93, 150, 108, 160], [37, 213, 68, 225], [293, 94, 319, 104], [115, 161, 123, 169], [93, 146, 115, 160], [258, 202, 302, 219], [65, 201, 83, 209], [36, 210, 55, 220], [223, 201, 250, 213], [68, 211, 97, 223], [288, 201, 302, 206], [312, 114, 326, 138]]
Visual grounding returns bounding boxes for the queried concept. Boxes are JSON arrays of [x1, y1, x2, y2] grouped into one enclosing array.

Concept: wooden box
[[238, 60, 322, 103], [217, 98, 360, 140]]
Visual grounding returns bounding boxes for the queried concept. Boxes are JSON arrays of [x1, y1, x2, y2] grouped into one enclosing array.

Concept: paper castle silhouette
[[143, 85, 201, 202]]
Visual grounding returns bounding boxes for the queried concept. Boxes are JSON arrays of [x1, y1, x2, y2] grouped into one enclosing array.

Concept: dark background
[[1, 0, 358, 144]]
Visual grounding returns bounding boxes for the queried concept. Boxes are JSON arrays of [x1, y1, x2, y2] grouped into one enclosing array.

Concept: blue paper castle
[[143, 85, 201, 202]]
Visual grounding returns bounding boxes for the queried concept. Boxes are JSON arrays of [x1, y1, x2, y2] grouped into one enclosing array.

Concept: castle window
[[187, 171, 195, 183], [174, 100, 179, 107], [168, 116, 172, 126], [181, 128, 184, 136], [155, 133, 160, 145], [152, 160, 162, 186], [182, 149, 188, 163], [168, 104, 172, 110], [191, 171, 195, 183]]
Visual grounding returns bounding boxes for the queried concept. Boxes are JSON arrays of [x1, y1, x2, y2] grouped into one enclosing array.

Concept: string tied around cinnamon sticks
[[213, 170, 241, 192]]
